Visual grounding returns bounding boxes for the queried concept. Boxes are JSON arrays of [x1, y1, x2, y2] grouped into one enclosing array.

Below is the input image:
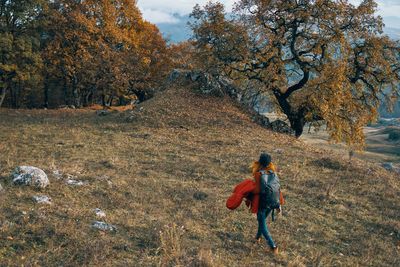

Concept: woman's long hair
[[251, 161, 276, 176]]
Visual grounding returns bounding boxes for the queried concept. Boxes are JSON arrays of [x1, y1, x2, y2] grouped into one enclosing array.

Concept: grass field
[[0, 86, 399, 266]]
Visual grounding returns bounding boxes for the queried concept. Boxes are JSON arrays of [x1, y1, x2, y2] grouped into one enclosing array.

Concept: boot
[[269, 246, 279, 255]]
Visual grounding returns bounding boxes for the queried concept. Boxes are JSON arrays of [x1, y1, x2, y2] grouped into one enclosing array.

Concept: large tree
[[190, 0, 400, 148], [0, 0, 170, 108], [43, 0, 169, 108], [0, 0, 46, 108]]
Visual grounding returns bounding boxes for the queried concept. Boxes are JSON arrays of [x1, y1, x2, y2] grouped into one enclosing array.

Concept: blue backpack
[[260, 170, 281, 210]]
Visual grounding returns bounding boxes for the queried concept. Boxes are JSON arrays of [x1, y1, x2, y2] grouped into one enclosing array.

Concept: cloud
[[137, 0, 236, 16], [349, 0, 400, 19], [139, 0, 400, 28], [376, 0, 400, 19], [141, 9, 180, 24]]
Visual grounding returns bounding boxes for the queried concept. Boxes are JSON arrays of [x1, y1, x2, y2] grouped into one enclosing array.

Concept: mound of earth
[[0, 86, 398, 266]]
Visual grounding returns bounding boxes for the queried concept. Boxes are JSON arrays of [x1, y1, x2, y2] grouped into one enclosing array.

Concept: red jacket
[[226, 179, 255, 210]]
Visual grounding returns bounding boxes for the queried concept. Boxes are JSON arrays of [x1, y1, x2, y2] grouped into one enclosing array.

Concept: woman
[[251, 152, 282, 254]]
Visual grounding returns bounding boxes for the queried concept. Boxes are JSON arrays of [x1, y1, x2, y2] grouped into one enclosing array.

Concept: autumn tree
[[0, 0, 170, 108], [42, 0, 169, 108], [191, 0, 400, 148], [0, 0, 46, 108]]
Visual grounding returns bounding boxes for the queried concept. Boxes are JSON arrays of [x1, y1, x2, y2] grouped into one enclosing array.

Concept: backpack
[[259, 170, 281, 210]]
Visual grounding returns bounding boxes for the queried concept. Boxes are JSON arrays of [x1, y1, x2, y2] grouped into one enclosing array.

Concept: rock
[[95, 175, 110, 181], [66, 179, 85, 186], [274, 148, 284, 154], [270, 120, 293, 134], [382, 162, 394, 171], [169, 69, 184, 82], [92, 221, 116, 232], [94, 208, 106, 218], [0, 183, 4, 193], [33, 195, 52, 204], [253, 114, 271, 128], [193, 191, 208, 201], [96, 110, 110, 116], [125, 115, 136, 123], [12, 166, 49, 189]]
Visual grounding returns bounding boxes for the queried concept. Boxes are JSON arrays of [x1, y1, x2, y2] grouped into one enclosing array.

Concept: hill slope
[[0, 87, 399, 266]]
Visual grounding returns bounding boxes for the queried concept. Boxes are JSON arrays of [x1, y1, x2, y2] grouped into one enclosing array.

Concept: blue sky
[[137, 0, 400, 29]]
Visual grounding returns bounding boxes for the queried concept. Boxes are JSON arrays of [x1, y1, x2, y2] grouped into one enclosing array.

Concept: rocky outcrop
[[270, 120, 294, 134], [12, 166, 49, 189]]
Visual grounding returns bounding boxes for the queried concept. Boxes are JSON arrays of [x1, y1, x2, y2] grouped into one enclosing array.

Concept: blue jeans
[[256, 208, 276, 248]]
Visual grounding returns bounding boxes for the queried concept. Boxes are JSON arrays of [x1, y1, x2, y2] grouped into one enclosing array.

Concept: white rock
[[33, 195, 52, 204], [66, 179, 85, 186], [94, 208, 106, 218], [12, 166, 49, 189], [92, 221, 116, 232], [0, 183, 4, 192]]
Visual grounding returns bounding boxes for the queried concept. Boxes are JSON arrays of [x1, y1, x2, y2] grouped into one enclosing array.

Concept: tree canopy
[[0, 0, 171, 108], [190, 0, 400, 148]]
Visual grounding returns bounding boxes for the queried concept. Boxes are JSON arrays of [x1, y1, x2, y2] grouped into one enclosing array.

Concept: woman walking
[[250, 152, 283, 254]]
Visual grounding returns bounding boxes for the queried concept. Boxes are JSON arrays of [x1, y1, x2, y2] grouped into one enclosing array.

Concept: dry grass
[[0, 86, 399, 266]]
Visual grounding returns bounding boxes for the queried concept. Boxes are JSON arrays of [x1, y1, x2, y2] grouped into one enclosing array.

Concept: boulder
[[270, 120, 293, 134], [92, 221, 117, 232], [0, 183, 4, 192], [12, 166, 49, 189], [253, 114, 271, 128], [94, 208, 106, 218], [33, 195, 52, 204]]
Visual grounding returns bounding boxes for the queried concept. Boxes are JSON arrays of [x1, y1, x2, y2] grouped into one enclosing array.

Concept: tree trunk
[[63, 78, 69, 106], [101, 94, 106, 107], [107, 95, 114, 107], [10, 84, 17, 108], [0, 87, 6, 108], [288, 114, 306, 138], [44, 77, 49, 108], [72, 75, 80, 108], [84, 91, 93, 107], [273, 89, 306, 138]]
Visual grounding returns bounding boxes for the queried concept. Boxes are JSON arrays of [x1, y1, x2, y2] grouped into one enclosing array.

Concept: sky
[[137, 0, 400, 28]]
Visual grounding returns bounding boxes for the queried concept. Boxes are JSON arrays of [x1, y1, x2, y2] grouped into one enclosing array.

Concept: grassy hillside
[[0, 87, 399, 266]]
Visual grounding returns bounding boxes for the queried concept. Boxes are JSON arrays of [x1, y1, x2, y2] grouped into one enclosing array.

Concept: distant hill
[[385, 27, 400, 40]]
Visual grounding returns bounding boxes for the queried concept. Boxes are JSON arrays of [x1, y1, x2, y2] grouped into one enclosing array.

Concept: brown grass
[[0, 86, 399, 266]]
